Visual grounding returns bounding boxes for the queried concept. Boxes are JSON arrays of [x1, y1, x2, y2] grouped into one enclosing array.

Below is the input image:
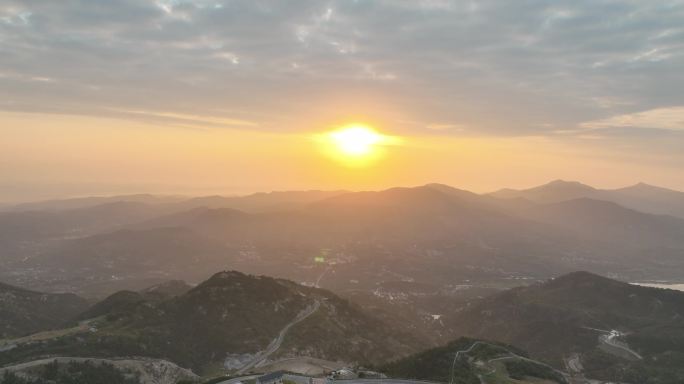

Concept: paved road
[[334, 379, 442, 384], [448, 340, 571, 384], [315, 266, 331, 288], [582, 327, 642, 360], [220, 376, 442, 384], [600, 333, 642, 360], [236, 300, 321, 375], [230, 340, 571, 384], [217, 374, 259, 384], [564, 354, 583, 373], [448, 341, 483, 384]]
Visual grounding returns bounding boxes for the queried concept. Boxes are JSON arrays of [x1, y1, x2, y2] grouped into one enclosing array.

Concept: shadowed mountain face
[[380, 337, 565, 384], [0, 282, 89, 339], [610, 183, 684, 218], [521, 198, 684, 247], [0, 271, 421, 374], [447, 271, 684, 383], [75, 280, 192, 321]]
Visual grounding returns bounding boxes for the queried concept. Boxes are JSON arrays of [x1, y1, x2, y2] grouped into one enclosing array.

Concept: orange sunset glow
[[0, 1, 681, 202], [1, 3, 684, 383]]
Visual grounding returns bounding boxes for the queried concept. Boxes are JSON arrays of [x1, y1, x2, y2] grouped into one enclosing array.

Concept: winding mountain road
[[315, 266, 331, 288], [581, 327, 642, 360], [448, 341, 483, 384], [600, 332, 642, 360], [448, 340, 570, 384], [236, 300, 321, 375]]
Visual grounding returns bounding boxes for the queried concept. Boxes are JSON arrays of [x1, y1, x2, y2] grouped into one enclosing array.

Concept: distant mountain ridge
[[521, 197, 684, 247], [172, 190, 348, 212], [4, 194, 185, 212], [6, 181, 682, 216], [491, 180, 684, 218], [4, 190, 349, 214], [5, 181, 683, 296]]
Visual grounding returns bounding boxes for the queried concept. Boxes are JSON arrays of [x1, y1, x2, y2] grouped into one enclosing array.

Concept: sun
[[329, 125, 383, 156], [317, 124, 400, 167]]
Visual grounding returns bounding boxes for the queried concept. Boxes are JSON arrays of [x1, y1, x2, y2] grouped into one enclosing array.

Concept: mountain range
[[2, 181, 684, 297], [491, 180, 684, 218]]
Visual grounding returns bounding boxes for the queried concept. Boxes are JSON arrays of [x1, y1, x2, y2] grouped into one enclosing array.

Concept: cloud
[[107, 109, 259, 129], [425, 123, 466, 132], [0, 0, 682, 138], [580, 107, 684, 131]]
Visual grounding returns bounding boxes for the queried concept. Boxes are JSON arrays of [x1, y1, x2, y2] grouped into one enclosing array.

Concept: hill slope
[[0, 282, 89, 338], [522, 198, 684, 247], [24, 227, 235, 295], [381, 337, 566, 384], [0, 271, 421, 373], [448, 271, 684, 383], [610, 183, 684, 218]]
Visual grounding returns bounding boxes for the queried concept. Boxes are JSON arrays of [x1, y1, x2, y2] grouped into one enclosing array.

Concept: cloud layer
[[1, 0, 683, 137]]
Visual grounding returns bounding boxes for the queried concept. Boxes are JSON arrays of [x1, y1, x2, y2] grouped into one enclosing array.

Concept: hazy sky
[[1, 0, 683, 201]]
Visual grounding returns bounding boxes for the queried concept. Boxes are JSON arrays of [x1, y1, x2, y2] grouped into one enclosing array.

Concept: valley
[[1, 181, 684, 384]]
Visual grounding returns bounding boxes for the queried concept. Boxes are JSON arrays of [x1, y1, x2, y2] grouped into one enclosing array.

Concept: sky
[[1, 0, 683, 202]]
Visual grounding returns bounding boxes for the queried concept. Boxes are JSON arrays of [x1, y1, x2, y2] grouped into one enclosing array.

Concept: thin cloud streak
[[580, 106, 684, 132]]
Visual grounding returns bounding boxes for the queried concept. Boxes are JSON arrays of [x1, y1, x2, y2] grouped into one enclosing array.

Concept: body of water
[[632, 283, 684, 292]]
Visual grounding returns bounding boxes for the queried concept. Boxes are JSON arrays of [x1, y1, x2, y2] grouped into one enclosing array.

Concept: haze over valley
[[2, 180, 684, 296]]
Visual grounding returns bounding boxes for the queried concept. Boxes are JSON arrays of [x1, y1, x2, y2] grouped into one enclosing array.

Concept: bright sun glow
[[317, 124, 401, 167], [329, 125, 383, 156]]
